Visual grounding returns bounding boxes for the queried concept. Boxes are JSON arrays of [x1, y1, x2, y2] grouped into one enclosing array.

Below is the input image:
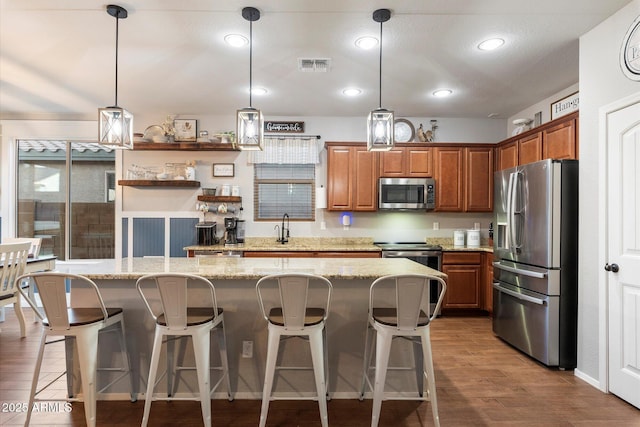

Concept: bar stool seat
[[16, 272, 136, 427], [256, 273, 333, 427], [360, 274, 447, 427], [136, 273, 232, 427]]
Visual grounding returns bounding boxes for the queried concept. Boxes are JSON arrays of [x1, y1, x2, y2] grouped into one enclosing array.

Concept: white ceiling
[[0, 0, 631, 122]]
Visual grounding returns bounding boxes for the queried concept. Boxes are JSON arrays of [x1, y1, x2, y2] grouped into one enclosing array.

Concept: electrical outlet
[[474, 222, 480, 230], [242, 340, 253, 358], [433, 222, 439, 230]]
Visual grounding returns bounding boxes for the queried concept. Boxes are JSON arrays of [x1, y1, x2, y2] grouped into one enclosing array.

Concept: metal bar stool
[[359, 274, 447, 427], [256, 273, 333, 427], [16, 272, 136, 427], [136, 273, 232, 427]]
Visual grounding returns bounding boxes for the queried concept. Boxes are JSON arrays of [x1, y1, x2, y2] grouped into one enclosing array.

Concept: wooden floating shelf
[[197, 195, 242, 203], [133, 141, 239, 151], [118, 180, 201, 187]]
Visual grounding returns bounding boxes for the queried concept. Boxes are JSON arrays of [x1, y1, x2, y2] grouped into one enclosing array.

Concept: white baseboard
[[574, 368, 605, 392]]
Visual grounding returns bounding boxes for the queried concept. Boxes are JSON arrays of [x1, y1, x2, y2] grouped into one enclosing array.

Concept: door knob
[[604, 263, 620, 273]]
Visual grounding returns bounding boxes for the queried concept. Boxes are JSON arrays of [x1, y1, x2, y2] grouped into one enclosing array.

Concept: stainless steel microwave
[[378, 177, 435, 210]]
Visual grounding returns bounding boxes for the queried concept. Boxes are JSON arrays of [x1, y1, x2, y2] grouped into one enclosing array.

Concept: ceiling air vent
[[298, 58, 331, 72]]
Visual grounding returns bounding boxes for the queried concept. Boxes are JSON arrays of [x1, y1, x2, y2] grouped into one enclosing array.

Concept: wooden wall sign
[[264, 121, 305, 133]]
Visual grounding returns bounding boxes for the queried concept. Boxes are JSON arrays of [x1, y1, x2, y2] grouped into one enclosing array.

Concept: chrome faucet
[[277, 213, 290, 244]]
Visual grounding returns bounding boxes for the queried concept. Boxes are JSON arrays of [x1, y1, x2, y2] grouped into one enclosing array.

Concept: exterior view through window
[[254, 164, 315, 221], [16, 140, 116, 260]]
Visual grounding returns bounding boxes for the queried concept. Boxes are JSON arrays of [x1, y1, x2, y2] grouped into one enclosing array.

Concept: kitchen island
[[55, 257, 445, 400]]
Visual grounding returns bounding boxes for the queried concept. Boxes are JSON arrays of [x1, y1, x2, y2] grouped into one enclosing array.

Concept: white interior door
[[606, 97, 640, 409]]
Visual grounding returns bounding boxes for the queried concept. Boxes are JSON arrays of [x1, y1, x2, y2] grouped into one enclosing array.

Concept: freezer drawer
[[492, 282, 560, 367]]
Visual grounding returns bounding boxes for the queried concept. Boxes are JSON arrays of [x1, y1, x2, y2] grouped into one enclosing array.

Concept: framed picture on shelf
[[213, 163, 235, 177], [174, 119, 197, 142]]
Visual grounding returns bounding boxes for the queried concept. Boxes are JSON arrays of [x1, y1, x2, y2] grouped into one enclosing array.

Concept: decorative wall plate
[[394, 119, 415, 142]]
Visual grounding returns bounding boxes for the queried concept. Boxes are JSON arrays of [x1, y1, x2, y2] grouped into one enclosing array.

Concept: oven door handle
[[493, 282, 546, 305], [493, 262, 547, 279]]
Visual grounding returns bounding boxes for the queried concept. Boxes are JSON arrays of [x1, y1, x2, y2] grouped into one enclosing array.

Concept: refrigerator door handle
[[511, 171, 523, 251], [493, 282, 547, 305], [507, 172, 516, 251], [493, 261, 548, 279]]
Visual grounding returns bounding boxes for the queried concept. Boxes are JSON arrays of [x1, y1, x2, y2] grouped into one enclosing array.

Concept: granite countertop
[[185, 237, 380, 252], [185, 237, 494, 253], [55, 257, 446, 281]]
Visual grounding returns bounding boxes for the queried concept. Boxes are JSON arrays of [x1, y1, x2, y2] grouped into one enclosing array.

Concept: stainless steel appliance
[[378, 178, 435, 210], [224, 217, 239, 246], [195, 221, 217, 245], [493, 159, 578, 369], [376, 242, 443, 314]]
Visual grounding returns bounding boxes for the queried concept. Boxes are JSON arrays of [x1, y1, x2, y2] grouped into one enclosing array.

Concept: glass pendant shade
[[99, 106, 133, 149], [236, 107, 264, 150], [98, 5, 132, 149], [367, 108, 394, 151]]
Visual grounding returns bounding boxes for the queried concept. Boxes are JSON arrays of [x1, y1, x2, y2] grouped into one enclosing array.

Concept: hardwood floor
[[1, 310, 638, 426]]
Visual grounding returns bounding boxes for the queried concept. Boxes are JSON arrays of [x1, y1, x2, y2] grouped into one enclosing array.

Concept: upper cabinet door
[[465, 147, 493, 212], [518, 132, 543, 166], [327, 146, 353, 210], [379, 149, 406, 177], [496, 141, 518, 171], [434, 147, 464, 212], [353, 148, 378, 211], [406, 147, 433, 177], [543, 119, 576, 160]]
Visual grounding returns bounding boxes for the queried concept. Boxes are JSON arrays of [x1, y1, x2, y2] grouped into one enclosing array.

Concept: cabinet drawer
[[442, 251, 482, 265]]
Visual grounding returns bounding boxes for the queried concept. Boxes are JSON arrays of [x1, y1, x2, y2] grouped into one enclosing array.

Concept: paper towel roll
[[316, 186, 327, 209]]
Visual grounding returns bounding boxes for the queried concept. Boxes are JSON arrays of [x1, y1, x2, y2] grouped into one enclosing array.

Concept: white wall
[[507, 83, 579, 136], [578, 0, 640, 387], [1, 115, 503, 242]]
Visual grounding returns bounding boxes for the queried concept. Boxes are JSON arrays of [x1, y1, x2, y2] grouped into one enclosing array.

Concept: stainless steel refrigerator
[[493, 159, 578, 369]]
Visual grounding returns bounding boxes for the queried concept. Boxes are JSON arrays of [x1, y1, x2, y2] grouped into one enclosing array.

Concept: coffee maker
[[224, 217, 238, 246]]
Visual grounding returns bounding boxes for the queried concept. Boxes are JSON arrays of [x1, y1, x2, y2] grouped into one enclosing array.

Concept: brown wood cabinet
[[434, 146, 493, 212], [326, 143, 378, 211], [543, 118, 577, 160], [243, 251, 381, 258], [518, 132, 543, 165], [441, 251, 482, 311], [496, 141, 518, 171], [483, 252, 494, 315], [379, 146, 432, 177], [465, 147, 493, 212], [495, 112, 578, 171], [434, 147, 464, 211]]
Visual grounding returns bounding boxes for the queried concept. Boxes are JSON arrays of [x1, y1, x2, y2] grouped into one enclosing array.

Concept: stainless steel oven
[[376, 243, 443, 315]]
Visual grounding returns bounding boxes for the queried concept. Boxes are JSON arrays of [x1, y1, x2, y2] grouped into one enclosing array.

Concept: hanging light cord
[[249, 19, 253, 108], [378, 19, 383, 109], [114, 11, 120, 107]]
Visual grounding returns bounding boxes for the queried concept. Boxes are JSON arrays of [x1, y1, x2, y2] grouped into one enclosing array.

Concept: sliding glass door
[[16, 140, 116, 260]]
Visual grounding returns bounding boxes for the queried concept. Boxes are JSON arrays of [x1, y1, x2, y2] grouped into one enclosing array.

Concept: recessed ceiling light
[[251, 87, 268, 96], [355, 36, 378, 50], [342, 88, 362, 97], [433, 89, 453, 98], [225, 34, 248, 47], [478, 38, 505, 51]]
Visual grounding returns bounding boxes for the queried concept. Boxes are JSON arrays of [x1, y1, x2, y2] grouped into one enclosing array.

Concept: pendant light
[[98, 4, 133, 149], [367, 9, 394, 152], [236, 7, 264, 151]]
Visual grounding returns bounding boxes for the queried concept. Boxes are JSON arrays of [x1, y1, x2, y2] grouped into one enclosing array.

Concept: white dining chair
[[136, 273, 232, 427], [256, 273, 333, 427], [360, 274, 447, 427], [16, 271, 135, 427], [0, 242, 31, 337]]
